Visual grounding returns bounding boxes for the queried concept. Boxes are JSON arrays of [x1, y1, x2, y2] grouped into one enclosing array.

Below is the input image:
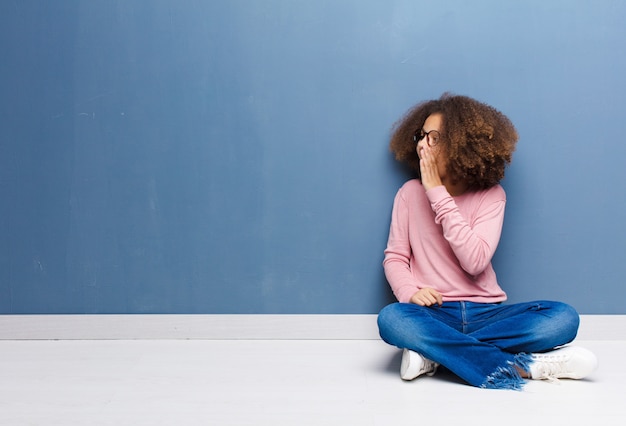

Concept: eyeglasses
[[413, 129, 441, 147]]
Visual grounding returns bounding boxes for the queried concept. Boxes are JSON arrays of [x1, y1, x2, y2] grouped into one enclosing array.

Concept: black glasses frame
[[413, 129, 441, 146]]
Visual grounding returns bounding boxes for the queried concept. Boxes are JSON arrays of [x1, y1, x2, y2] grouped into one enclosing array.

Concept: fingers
[[425, 289, 443, 306], [420, 143, 434, 163], [420, 158, 436, 184], [411, 288, 443, 307], [418, 146, 441, 191], [422, 147, 437, 175], [434, 291, 443, 306]]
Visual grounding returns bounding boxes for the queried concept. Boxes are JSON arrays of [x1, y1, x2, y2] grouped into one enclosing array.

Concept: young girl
[[377, 93, 597, 390]]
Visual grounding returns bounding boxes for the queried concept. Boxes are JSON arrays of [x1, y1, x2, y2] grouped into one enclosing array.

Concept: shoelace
[[420, 360, 439, 376], [533, 353, 570, 383]]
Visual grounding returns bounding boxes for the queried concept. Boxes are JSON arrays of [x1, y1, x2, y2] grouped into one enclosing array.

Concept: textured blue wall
[[1, 0, 625, 314]]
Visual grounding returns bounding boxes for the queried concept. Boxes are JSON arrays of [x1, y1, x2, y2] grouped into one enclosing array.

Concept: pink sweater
[[383, 180, 508, 304]]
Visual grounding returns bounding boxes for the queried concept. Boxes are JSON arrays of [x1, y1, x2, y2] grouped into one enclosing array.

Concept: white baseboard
[[0, 314, 623, 340], [0, 315, 378, 340]]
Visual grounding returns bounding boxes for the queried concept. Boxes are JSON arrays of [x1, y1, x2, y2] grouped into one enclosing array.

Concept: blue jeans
[[377, 301, 579, 389]]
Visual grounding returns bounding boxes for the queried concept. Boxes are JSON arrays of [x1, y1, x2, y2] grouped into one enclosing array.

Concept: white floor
[[0, 338, 624, 425]]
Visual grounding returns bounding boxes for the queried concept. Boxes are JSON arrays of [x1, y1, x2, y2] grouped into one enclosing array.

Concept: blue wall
[[1, 0, 625, 314]]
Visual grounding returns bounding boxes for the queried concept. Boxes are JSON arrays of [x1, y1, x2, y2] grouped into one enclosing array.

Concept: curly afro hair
[[389, 93, 518, 190]]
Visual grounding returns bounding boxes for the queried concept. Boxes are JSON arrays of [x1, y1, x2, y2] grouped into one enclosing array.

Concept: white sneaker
[[529, 346, 598, 381], [400, 349, 439, 381]]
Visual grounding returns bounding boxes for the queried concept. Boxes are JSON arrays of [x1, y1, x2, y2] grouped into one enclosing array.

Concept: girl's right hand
[[410, 288, 443, 307]]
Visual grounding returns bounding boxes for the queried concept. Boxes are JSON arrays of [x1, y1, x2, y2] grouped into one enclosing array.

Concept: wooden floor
[[0, 338, 624, 425]]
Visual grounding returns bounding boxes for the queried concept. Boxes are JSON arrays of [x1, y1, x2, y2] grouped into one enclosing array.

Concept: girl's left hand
[[418, 144, 443, 191]]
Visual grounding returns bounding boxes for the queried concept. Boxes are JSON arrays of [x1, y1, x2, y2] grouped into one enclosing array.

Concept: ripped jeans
[[377, 300, 579, 390]]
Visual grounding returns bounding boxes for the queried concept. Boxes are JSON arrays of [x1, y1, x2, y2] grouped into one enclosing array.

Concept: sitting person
[[377, 93, 597, 390]]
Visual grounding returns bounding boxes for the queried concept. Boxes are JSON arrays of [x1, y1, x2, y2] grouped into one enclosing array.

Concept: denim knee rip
[[480, 353, 533, 390]]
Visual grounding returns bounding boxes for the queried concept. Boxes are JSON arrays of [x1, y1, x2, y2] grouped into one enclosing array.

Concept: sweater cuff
[[425, 185, 449, 203]]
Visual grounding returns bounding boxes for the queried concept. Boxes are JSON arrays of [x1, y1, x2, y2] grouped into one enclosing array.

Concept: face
[[416, 113, 448, 178]]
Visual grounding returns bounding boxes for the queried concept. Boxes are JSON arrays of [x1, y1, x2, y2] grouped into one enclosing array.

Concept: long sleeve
[[383, 180, 507, 304], [383, 189, 423, 303], [427, 186, 505, 276]]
